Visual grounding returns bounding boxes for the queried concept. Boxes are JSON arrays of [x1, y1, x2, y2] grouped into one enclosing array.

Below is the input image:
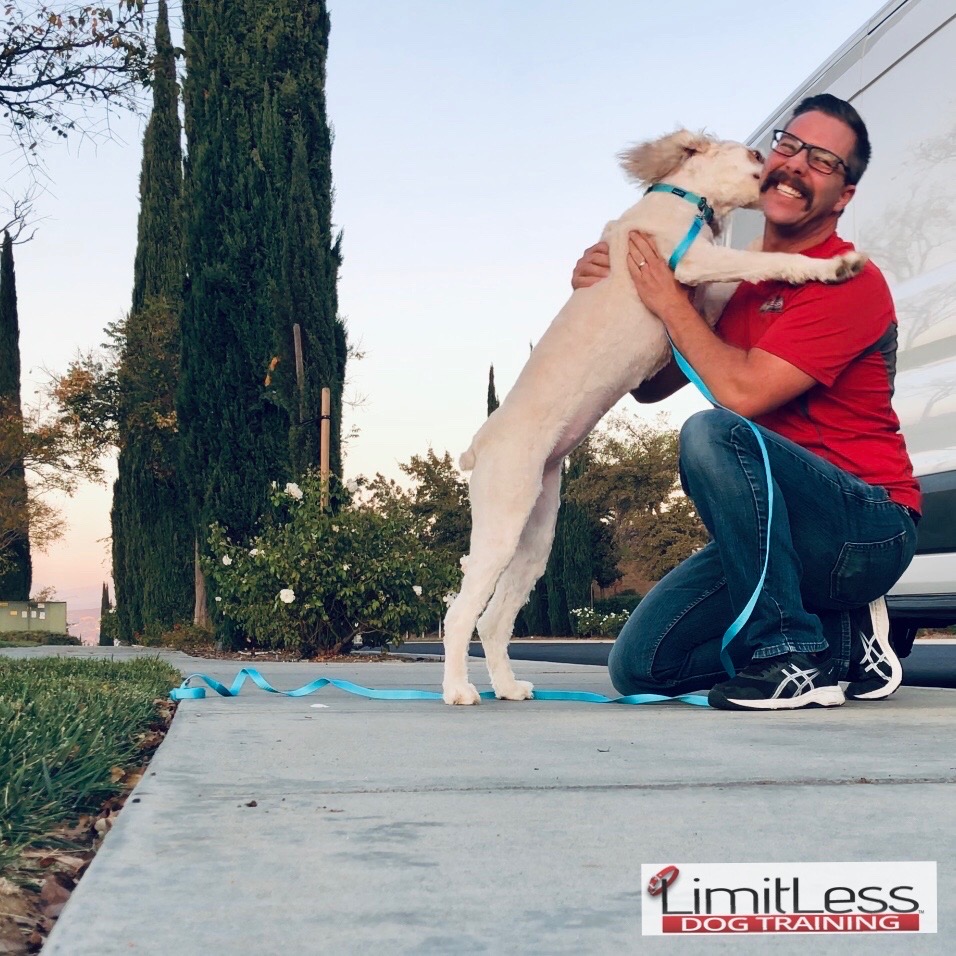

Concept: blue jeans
[[608, 408, 918, 696]]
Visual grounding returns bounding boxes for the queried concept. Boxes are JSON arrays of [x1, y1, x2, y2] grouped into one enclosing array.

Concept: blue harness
[[645, 183, 714, 270]]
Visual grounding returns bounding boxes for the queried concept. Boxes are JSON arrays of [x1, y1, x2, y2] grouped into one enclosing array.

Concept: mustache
[[761, 170, 813, 205]]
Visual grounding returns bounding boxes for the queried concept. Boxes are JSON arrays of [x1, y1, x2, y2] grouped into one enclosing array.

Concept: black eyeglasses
[[771, 129, 849, 177]]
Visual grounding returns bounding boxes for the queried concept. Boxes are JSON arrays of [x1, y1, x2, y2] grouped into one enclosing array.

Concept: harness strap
[[645, 183, 714, 271]]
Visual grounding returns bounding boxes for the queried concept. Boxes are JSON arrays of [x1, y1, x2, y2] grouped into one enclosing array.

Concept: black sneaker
[[845, 597, 902, 701], [708, 652, 845, 711]]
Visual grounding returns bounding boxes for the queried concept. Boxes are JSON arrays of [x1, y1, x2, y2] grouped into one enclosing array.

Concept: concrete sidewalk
[[6, 646, 953, 953]]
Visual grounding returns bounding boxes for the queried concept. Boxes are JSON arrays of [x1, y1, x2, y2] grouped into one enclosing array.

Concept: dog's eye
[[751, 149, 764, 164]]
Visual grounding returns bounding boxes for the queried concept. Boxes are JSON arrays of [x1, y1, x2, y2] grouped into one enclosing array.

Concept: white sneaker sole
[[847, 597, 903, 700], [717, 685, 846, 711]]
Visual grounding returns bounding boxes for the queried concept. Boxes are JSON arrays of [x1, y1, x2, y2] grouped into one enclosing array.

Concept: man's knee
[[608, 632, 666, 696], [680, 407, 737, 452], [680, 408, 756, 474]]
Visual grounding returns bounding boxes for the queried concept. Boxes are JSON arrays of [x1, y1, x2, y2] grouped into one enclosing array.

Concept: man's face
[[759, 110, 857, 232]]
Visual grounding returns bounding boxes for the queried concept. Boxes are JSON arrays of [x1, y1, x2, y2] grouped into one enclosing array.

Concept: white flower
[[412, 585, 423, 597], [222, 555, 233, 566], [249, 548, 259, 557], [279, 588, 296, 604], [215, 596, 222, 602], [285, 482, 303, 500], [346, 479, 359, 493], [342, 563, 350, 571], [443, 592, 458, 607], [332, 525, 340, 533]]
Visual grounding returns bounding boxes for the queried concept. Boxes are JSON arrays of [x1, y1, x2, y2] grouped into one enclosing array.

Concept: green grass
[[0, 656, 180, 872]]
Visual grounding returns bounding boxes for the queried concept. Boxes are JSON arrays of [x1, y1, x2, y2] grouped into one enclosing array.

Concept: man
[[572, 94, 921, 711]]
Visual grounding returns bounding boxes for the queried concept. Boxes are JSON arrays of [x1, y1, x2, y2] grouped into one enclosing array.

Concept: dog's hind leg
[[442, 453, 545, 706], [476, 463, 562, 700]]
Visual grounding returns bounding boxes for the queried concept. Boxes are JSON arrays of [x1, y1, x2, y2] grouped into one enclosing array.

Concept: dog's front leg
[[676, 244, 866, 286]]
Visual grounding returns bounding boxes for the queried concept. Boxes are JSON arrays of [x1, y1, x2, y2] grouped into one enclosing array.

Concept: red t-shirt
[[717, 234, 921, 513]]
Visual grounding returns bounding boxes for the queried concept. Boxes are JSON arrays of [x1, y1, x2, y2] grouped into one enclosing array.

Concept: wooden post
[[320, 387, 331, 510], [292, 324, 305, 424], [194, 538, 211, 629]]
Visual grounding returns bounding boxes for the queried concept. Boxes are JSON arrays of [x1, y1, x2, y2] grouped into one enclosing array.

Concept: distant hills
[[68, 608, 101, 646]]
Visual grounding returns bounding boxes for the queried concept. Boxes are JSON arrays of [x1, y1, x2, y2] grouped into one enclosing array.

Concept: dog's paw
[[829, 251, 868, 282], [443, 682, 481, 706], [494, 679, 535, 701]]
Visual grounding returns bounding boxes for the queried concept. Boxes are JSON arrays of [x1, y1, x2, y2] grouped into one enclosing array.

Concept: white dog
[[441, 129, 865, 706]]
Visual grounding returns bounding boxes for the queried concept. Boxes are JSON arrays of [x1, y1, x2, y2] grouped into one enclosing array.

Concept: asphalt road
[[401, 640, 956, 689]]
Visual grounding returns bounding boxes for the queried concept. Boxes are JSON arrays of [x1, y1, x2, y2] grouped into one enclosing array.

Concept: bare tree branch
[[1, 2, 152, 159]]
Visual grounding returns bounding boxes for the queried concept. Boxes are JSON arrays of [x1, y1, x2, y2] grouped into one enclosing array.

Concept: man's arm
[[627, 233, 816, 418], [631, 358, 688, 403]]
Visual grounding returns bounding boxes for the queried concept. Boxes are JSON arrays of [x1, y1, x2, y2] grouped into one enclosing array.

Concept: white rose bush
[[569, 607, 631, 637], [205, 472, 460, 656]]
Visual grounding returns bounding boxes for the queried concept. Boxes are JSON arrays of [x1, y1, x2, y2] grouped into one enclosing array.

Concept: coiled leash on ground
[[169, 668, 710, 705], [171, 196, 771, 708]]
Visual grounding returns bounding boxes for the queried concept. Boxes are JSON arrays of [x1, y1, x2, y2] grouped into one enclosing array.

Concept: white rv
[[731, 0, 956, 653]]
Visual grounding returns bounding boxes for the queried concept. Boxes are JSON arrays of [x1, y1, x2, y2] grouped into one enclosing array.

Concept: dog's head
[[619, 130, 764, 213]]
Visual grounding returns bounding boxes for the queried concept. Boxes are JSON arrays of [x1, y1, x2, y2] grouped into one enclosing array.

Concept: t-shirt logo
[[759, 294, 785, 313]]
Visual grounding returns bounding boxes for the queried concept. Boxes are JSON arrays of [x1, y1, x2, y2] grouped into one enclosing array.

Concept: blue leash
[[170, 667, 711, 706], [669, 344, 774, 677], [659, 183, 775, 677]]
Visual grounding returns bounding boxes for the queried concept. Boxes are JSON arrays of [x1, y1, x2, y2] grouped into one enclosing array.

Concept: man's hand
[[627, 232, 694, 321], [571, 241, 610, 290]]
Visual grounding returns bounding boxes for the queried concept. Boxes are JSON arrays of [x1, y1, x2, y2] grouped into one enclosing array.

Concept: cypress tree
[[112, 0, 192, 642], [98, 582, 113, 646], [0, 230, 31, 599], [131, 0, 185, 314], [179, 1, 345, 637], [486, 364, 499, 416], [541, 451, 596, 636]]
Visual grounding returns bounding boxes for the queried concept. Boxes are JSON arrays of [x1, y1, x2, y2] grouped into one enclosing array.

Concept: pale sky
[[7, 0, 887, 607]]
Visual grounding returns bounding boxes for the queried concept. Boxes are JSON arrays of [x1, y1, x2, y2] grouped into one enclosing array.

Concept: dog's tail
[[459, 446, 476, 472]]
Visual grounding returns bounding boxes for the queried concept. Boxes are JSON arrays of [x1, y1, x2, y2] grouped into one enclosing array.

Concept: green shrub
[[0, 632, 80, 647], [593, 592, 642, 617], [0, 631, 41, 646], [567, 593, 642, 636], [205, 473, 459, 655], [99, 608, 120, 646], [155, 623, 216, 654], [569, 607, 630, 637], [42, 633, 81, 646]]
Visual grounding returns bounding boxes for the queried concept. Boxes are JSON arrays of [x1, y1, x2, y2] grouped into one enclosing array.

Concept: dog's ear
[[618, 129, 713, 185]]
